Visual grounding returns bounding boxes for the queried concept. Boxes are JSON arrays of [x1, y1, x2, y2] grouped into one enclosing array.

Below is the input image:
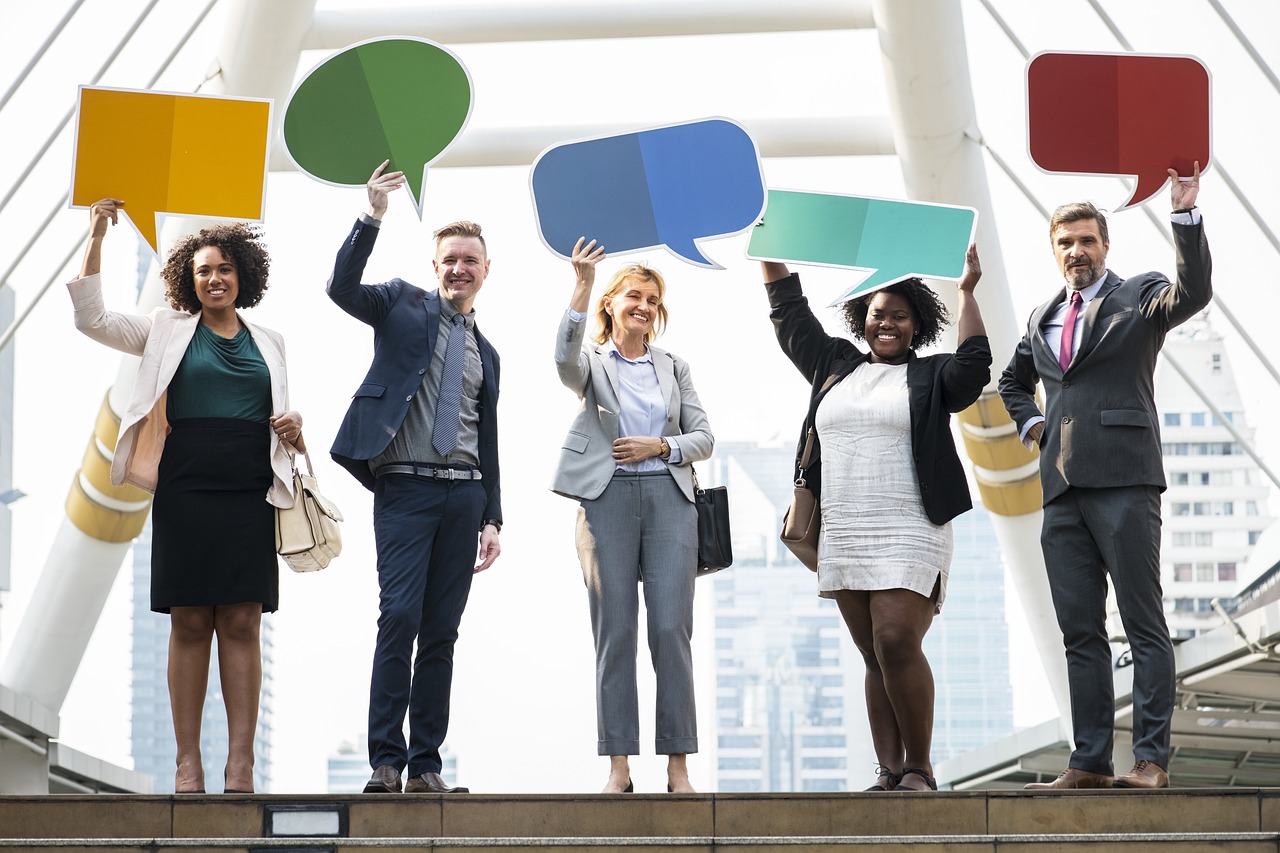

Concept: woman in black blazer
[[762, 246, 989, 792]]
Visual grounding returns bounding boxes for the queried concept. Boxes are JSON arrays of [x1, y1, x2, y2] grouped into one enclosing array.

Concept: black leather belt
[[375, 464, 482, 481]]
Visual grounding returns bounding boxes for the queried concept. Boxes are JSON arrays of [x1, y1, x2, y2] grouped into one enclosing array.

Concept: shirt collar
[[604, 339, 652, 364], [440, 294, 476, 330], [1069, 272, 1109, 304]]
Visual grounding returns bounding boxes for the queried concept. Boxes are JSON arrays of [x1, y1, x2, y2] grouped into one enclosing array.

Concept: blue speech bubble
[[747, 189, 977, 303], [530, 118, 766, 269]]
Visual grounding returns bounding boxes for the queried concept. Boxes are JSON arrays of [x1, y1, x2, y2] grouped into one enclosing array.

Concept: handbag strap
[[691, 466, 703, 494], [796, 372, 843, 481], [281, 440, 316, 478]]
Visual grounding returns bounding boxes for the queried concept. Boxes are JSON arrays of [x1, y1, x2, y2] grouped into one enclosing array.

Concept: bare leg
[[169, 606, 215, 793], [602, 755, 631, 793], [666, 753, 695, 793], [215, 602, 263, 793], [867, 585, 938, 789], [834, 591, 904, 788]]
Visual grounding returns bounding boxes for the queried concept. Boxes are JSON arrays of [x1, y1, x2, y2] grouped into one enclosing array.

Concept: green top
[[167, 322, 271, 422]]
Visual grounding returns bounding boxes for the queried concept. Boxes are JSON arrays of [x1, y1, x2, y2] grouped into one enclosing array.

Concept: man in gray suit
[[999, 164, 1210, 790]]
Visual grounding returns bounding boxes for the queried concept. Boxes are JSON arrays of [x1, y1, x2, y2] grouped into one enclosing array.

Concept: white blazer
[[68, 274, 296, 506], [551, 310, 714, 502]]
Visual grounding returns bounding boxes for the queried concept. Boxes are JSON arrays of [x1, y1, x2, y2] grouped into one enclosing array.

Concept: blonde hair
[[433, 220, 486, 256], [592, 264, 668, 345]]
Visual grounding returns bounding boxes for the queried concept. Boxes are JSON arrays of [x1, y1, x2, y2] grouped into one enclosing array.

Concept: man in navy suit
[[1000, 164, 1210, 791], [328, 161, 502, 795]]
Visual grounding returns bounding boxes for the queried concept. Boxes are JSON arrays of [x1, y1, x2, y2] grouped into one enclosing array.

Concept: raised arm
[[68, 198, 153, 355], [955, 243, 986, 344], [554, 237, 604, 394]]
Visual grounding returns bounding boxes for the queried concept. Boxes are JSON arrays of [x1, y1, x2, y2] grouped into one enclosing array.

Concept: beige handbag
[[780, 426, 820, 572], [275, 445, 343, 572]]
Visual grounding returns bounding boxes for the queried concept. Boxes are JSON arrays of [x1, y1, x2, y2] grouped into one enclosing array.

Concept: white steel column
[[871, 0, 1071, 722]]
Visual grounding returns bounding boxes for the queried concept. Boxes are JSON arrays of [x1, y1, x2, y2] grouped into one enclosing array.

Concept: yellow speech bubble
[[70, 86, 272, 254]]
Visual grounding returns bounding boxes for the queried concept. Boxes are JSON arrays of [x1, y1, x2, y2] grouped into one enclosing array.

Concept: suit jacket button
[[1062, 380, 1069, 388], [406, 395, 413, 402], [419, 368, 426, 375], [1062, 416, 1071, 424]]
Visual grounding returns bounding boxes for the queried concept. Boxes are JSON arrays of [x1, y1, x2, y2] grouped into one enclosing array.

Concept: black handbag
[[693, 468, 732, 575]]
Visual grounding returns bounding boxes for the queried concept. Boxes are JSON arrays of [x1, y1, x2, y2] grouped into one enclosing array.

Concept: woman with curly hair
[[68, 198, 305, 794], [761, 247, 990, 792]]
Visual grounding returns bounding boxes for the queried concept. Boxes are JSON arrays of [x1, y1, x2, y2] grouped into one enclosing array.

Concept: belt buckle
[[434, 467, 459, 481]]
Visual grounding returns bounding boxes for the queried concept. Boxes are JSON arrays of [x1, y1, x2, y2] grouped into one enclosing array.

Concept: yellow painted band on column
[[960, 391, 1042, 516], [79, 439, 150, 503], [974, 473, 1043, 517], [66, 476, 151, 543], [65, 393, 153, 541], [93, 391, 121, 452]]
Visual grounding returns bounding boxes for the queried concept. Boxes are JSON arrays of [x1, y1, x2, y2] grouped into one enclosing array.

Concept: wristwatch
[[481, 518, 502, 533], [659, 437, 670, 459]]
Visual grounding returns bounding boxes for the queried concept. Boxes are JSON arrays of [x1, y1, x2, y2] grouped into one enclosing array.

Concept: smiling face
[[864, 290, 917, 364], [192, 245, 239, 312], [604, 275, 662, 343], [1052, 217, 1109, 291], [433, 235, 490, 311]]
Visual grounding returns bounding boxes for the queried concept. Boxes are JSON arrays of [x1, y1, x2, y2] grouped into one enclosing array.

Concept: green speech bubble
[[283, 37, 473, 216], [748, 189, 977, 302]]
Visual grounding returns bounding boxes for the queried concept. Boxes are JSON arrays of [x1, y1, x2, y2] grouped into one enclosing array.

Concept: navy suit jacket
[[327, 218, 502, 523], [998, 220, 1211, 505]]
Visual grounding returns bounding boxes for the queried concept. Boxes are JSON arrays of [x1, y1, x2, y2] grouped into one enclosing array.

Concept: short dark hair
[[433, 221, 486, 256], [161, 223, 270, 314], [1049, 201, 1109, 245], [842, 277, 950, 350]]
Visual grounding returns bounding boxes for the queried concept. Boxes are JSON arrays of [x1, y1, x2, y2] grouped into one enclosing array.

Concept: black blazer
[[767, 273, 991, 526], [327, 218, 502, 524]]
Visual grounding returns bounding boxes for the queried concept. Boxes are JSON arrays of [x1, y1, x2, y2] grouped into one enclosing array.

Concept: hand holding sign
[[747, 189, 977, 303], [530, 118, 766, 269], [70, 87, 271, 254], [283, 37, 473, 217], [1027, 51, 1211, 210]]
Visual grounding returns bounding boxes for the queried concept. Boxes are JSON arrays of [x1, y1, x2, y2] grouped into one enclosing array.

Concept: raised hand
[[366, 159, 406, 220], [571, 237, 606, 289], [959, 243, 981, 293], [1169, 160, 1201, 211]]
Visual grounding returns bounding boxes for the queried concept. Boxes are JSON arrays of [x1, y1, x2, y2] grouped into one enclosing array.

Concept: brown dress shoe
[[405, 771, 469, 794], [1113, 760, 1168, 789], [1024, 767, 1113, 790], [362, 765, 403, 794]]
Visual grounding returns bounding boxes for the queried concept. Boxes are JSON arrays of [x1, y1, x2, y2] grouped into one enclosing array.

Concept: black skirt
[[151, 418, 279, 613]]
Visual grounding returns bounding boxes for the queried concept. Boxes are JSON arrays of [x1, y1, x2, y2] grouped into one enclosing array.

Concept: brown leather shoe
[[1024, 767, 1113, 790], [405, 771, 469, 794], [1113, 760, 1168, 789], [362, 765, 402, 794]]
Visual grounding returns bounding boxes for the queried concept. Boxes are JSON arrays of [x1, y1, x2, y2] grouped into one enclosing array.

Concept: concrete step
[[1, 789, 1278, 851]]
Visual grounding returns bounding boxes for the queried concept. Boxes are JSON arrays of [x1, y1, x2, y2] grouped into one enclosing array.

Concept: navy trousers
[[368, 474, 485, 777]]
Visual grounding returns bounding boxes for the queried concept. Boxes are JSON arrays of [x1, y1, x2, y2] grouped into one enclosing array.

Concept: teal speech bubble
[[282, 37, 473, 217], [748, 189, 977, 303]]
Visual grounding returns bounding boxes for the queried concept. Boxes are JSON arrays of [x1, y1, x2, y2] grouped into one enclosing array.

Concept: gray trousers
[[1042, 484, 1175, 774], [576, 471, 699, 756]]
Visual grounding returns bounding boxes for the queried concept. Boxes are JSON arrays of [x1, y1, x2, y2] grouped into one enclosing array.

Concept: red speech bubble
[[1027, 51, 1211, 210]]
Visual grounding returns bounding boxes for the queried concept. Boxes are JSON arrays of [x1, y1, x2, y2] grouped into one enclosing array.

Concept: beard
[[1063, 258, 1102, 290]]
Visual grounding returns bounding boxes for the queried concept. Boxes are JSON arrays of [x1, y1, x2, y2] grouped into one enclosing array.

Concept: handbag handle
[[691, 466, 704, 494], [281, 440, 316, 478]]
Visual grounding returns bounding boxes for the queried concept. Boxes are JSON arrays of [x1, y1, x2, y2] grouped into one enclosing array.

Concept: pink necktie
[[1059, 291, 1083, 372]]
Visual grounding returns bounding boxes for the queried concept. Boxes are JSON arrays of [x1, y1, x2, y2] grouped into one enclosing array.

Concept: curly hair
[[161, 223, 270, 314], [842, 277, 951, 350]]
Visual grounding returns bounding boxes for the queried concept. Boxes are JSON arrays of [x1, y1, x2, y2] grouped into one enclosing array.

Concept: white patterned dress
[[814, 360, 953, 609]]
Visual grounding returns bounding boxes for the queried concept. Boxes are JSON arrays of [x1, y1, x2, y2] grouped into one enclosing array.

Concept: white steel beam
[[304, 1, 874, 48]]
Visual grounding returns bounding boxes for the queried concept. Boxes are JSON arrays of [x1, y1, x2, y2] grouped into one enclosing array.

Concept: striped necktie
[[431, 313, 467, 456]]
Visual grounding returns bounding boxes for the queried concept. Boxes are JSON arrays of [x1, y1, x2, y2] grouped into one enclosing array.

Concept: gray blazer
[[999, 220, 1212, 505], [551, 311, 714, 502]]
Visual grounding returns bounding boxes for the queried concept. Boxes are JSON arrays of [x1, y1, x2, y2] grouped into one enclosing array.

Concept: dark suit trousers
[[368, 474, 485, 777], [1042, 485, 1174, 774]]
